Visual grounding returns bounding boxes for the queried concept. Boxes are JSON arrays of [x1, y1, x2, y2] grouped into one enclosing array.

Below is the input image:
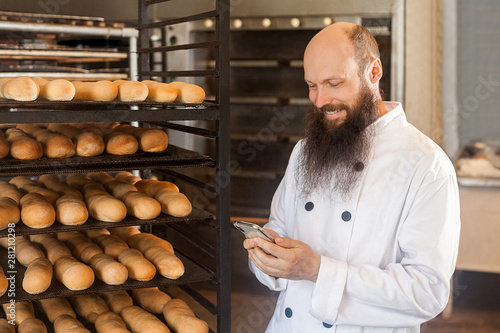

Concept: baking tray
[[454, 143, 500, 188]]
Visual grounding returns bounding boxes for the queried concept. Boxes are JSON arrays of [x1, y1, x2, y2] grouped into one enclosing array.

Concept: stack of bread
[[0, 77, 205, 103]]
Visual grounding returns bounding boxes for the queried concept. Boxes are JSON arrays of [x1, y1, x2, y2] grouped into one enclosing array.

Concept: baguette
[[36, 237, 72, 265], [70, 294, 109, 324], [120, 306, 171, 333], [0, 77, 39, 101], [36, 297, 76, 323], [38, 174, 83, 199], [54, 256, 95, 291], [162, 299, 209, 333], [108, 226, 141, 242], [127, 233, 174, 254], [55, 195, 88, 225], [101, 290, 133, 314], [80, 243, 106, 264], [114, 80, 148, 102], [93, 234, 129, 259], [33, 77, 75, 101], [155, 190, 192, 217], [53, 314, 91, 333], [144, 246, 184, 280], [122, 191, 162, 220], [0, 129, 9, 159], [22, 257, 53, 294], [114, 171, 141, 185], [107, 179, 137, 199], [0, 197, 20, 230], [64, 235, 101, 261], [141, 80, 177, 103], [0, 266, 8, 297], [134, 179, 179, 196], [113, 124, 168, 153], [105, 131, 138, 155], [72, 80, 118, 101], [84, 183, 127, 222], [2, 301, 35, 326], [5, 128, 43, 160], [89, 253, 128, 285], [131, 287, 171, 314], [14, 238, 45, 266], [95, 311, 131, 333], [169, 81, 205, 104], [19, 192, 56, 229], [118, 248, 156, 281], [17, 318, 47, 333]]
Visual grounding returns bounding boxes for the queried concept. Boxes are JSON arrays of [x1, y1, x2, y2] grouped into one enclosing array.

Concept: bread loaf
[[65, 173, 94, 191], [93, 234, 129, 259], [89, 253, 128, 285], [0, 197, 20, 230], [53, 314, 91, 333], [80, 243, 105, 264], [36, 297, 76, 323], [17, 318, 47, 333], [101, 290, 133, 314], [87, 171, 115, 187], [108, 226, 141, 242], [2, 301, 35, 326], [0, 180, 23, 203], [55, 195, 88, 225], [83, 228, 110, 240], [155, 190, 192, 217], [0, 77, 39, 101], [19, 193, 56, 229], [14, 238, 45, 266], [5, 128, 43, 160], [114, 80, 149, 102], [36, 237, 72, 265], [144, 246, 184, 279], [11, 175, 60, 204], [70, 294, 109, 324], [72, 80, 118, 101], [113, 124, 168, 153], [114, 171, 141, 185], [117, 248, 156, 281], [28, 233, 54, 243], [105, 131, 138, 155], [56, 231, 84, 242], [32, 128, 76, 158], [38, 174, 83, 199], [122, 191, 162, 220], [0, 129, 9, 159], [47, 123, 105, 157], [54, 256, 95, 291], [84, 183, 127, 223], [120, 306, 171, 333], [107, 179, 137, 199], [131, 287, 171, 314], [95, 311, 131, 333], [142, 80, 177, 103], [127, 233, 174, 254], [0, 318, 15, 333], [134, 179, 179, 196], [64, 235, 100, 260], [163, 299, 209, 333], [33, 77, 75, 101], [23, 257, 53, 294], [0, 266, 8, 297], [169, 81, 205, 104]]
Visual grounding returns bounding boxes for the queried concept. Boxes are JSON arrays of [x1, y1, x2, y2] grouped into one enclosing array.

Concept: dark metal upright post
[[138, 0, 150, 81]]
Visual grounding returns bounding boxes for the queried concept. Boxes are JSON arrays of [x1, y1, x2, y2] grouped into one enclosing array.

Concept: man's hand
[[243, 230, 321, 282]]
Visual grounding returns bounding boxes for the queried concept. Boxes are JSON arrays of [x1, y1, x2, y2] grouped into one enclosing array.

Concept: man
[[244, 22, 460, 332]]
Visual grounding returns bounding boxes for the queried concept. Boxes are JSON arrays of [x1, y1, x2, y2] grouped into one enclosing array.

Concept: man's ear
[[368, 57, 383, 84]]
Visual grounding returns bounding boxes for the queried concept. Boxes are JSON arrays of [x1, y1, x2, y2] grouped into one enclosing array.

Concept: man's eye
[[327, 82, 340, 88]]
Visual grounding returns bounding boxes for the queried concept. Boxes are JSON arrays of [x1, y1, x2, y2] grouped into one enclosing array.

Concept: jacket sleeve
[[310, 169, 461, 327]]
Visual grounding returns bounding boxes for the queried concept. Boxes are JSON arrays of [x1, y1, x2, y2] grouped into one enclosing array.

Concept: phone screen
[[232, 221, 275, 242]]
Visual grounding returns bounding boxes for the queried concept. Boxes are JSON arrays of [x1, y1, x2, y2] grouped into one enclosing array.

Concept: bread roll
[[47, 123, 105, 157], [0, 180, 23, 203], [72, 80, 118, 101], [93, 234, 129, 259], [142, 80, 177, 103], [65, 173, 94, 191], [131, 288, 171, 314], [83, 228, 110, 240], [84, 183, 127, 223], [127, 233, 174, 254], [0, 197, 20, 230], [36, 297, 76, 323], [55, 195, 88, 225], [54, 256, 95, 291], [5, 128, 43, 160], [87, 171, 115, 187], [120, 306, 170, 333], [107, 179, 137, 199], [38, 174, 83, 199], [144, 246, 184, 280], [0, 77, 39, 101], [64, 235, 98, 259], [0, 318, 15, 333], [134, 179, 179, 196], [108, 226, 141, 242], [155, 190, 192, 217], [114, 80, 148, 102], [28, 233, 54, 243], [122, 191, 162, 220], [169, 81, 205, 104], [14, 238, 45, 266], [163, 299, 209, 333], [118, 248, 156, 281], [17, 318, 47, 333], [13, 181, 60, 205], [101, 290, 133, 314], [22, 257, 53, 294], [113, 124, 168, 153], [95, 311, 131, 333], [19, 193, 55, 229], [32, 128, 76, 158], [2, 301, 34, 326], [53, 314, 91, 333], [105, 131, 138, 155], [89, 253, 128, 285], [0, 129, 9, 159], [33, 77, 75, 101], [114, 171, 141, 185], [70, 294, 109, 324], [56, 231, 84, 242], [36, 237, 72, 265], [0, 266, 8, 297], [80, 243, 105, 264]]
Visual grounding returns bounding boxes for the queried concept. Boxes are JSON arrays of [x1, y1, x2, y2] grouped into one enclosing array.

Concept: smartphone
[[232, 220, 275, 243]]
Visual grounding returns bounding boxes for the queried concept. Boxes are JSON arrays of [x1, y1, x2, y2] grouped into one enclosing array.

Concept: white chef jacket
[[249, 102, 461, 332]]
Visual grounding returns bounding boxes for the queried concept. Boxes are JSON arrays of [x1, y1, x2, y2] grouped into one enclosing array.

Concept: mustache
[[318, 103, 351, 113]]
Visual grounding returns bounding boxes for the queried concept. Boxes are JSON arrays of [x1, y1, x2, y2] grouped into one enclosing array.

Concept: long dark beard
[[297, 86, 379, 200]]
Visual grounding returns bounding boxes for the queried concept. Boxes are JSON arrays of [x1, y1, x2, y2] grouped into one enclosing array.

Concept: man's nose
[[313, 88, 332, 108]]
